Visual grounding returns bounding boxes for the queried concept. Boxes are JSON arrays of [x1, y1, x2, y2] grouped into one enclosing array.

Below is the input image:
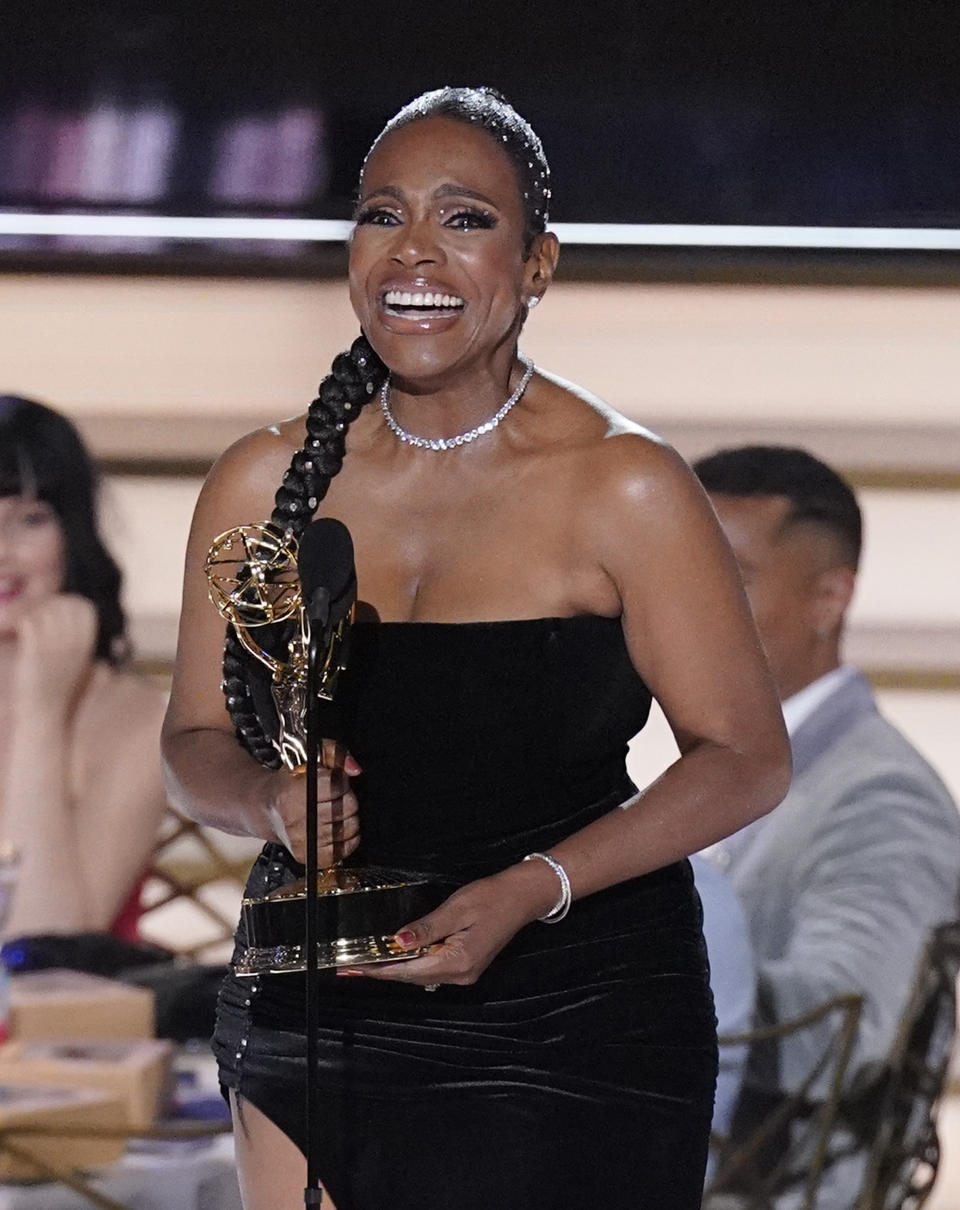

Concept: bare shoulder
[[591, 429, 696, 507], [536, 368, 694, 502], [206, 417, 303, 499], [192, 415, 306, 536], [82, 664, 167, 742]]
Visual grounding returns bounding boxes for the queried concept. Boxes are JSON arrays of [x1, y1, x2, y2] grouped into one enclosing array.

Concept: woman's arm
[[355, 435, 791, 985], [71, 669, 170, 932], [0, 596, 168, 935], [161, 427, 360, 866], [2, 594, 98, 932], [547, 435, 791, 890]]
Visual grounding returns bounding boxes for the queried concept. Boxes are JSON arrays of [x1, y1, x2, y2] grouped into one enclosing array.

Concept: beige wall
[[1, 273, 959, 445]]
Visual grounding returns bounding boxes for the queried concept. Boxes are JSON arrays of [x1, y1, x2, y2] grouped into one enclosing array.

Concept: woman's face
[[0, 495, 66, 638], [349, 115, 541, 387]]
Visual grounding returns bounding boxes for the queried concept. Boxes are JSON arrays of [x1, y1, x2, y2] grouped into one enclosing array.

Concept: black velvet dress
[[213, 615, 718, 1209]]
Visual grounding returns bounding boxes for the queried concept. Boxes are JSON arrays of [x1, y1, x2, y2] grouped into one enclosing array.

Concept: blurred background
[[0, 0, 958, 1193], [1, 1, 955, 774]]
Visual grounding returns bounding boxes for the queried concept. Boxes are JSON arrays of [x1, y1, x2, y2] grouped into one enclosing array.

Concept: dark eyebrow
[[433, 184, 499, 208], [358, 184, 405, 205], [358, 183, 499, 209]]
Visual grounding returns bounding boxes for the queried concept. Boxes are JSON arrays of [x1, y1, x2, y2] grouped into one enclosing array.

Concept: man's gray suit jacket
[[715, 669, 960, 1097]]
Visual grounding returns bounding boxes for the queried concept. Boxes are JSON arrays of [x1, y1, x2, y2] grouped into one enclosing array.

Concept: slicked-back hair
[[0, 394, 128, 663], [362, 85, 551, 253], [693, 445, 863, 570]]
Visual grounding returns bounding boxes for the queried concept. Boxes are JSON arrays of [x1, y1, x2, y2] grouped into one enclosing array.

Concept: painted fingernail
[[345, 754, 362, 776], [394, 931, 417, 948]]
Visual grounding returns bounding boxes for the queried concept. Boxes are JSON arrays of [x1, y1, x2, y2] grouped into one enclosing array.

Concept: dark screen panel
[[1, 2, 957, 241]]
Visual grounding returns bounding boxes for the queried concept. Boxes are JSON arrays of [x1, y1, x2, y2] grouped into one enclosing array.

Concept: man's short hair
[[692, 445, 863, 570]]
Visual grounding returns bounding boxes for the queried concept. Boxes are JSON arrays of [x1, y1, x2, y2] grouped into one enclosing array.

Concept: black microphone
[[296, 518, 357, 631], [296, 518, 357, 1209]]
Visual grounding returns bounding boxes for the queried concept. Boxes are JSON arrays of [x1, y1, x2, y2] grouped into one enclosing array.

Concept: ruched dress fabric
[[213, 615, 718, 1209]]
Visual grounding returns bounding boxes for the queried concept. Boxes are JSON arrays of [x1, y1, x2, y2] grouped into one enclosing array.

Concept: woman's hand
[[339, 859, 560, 988], [14, 593, 98, 713], [263, 742, 362, 867]]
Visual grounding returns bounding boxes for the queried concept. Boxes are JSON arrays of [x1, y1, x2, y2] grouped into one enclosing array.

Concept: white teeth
[[382, 289, 465, 309]]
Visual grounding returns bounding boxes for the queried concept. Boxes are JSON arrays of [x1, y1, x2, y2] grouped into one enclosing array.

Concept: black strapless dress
[[213, 616, 717, 1209]]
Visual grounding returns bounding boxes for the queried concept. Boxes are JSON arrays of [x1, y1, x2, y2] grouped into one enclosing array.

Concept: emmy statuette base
[[235, 866, 445, 977]]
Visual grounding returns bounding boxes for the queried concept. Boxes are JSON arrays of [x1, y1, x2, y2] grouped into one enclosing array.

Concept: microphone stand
[[304, 597, 329, 1209]]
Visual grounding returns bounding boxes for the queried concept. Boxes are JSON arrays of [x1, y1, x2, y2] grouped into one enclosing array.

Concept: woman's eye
[[22, 508, 53, 527], [355, 207, 399, 227], [446, 209, 496, 232]]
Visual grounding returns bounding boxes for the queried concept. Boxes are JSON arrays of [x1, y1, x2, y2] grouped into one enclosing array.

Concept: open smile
[[381, 289, 466, 321]]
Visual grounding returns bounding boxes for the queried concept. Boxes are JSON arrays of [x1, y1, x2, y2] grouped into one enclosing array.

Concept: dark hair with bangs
[[693, 444, 863, 570], [0, 395, 128, 663]]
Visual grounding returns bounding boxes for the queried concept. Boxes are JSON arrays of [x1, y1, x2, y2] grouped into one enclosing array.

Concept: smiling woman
[[0, 395, 168, 941], [161, 87, 791, 1210]]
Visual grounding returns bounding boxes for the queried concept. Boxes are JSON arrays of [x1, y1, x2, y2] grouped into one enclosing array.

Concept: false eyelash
[[446, 208, 497, 230], [353, 206, 399, 226]]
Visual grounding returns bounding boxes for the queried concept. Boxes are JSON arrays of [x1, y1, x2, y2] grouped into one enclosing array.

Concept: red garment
[[109, 874, 146, 942]]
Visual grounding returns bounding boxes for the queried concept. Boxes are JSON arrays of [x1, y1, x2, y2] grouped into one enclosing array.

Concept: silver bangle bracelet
[[523, 852, 572, 923]]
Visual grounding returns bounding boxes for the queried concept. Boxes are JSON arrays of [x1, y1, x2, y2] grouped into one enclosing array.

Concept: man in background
[[694, 445, 960, 1207]]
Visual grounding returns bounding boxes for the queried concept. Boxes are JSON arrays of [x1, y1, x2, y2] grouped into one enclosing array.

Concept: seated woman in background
[[0, 394, 168, 939]]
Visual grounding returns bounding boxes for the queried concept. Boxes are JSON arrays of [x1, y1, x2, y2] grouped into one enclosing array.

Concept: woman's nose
[[390, 215, 444, 267]]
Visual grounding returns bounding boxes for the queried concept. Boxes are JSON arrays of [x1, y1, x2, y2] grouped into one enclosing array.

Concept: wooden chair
[[703, 992, 863, 1210]]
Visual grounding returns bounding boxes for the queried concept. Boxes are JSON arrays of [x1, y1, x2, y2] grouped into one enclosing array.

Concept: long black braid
[[221, 334, 387, 768]]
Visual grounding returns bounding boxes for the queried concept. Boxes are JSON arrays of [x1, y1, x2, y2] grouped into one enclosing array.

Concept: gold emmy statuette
[[204, 521, 442, 975]]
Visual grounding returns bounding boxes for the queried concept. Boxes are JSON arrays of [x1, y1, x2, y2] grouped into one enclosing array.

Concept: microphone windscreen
[[297, 518, 356, 620]]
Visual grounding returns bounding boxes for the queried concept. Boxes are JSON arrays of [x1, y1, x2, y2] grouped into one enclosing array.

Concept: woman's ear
[[523, 231, 560, 305]]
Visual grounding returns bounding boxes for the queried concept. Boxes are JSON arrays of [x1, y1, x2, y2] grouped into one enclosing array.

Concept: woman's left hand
[[338, 862, 559, 988]]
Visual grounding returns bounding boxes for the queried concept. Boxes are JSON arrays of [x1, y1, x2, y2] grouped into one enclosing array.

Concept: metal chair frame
[[852, 920, 960, 1210], [704, 992, 863, 1210], [705, 919, 960, 1210]]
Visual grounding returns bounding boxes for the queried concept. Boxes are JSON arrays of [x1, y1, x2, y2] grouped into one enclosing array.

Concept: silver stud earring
[[527, 296, 540, 309]]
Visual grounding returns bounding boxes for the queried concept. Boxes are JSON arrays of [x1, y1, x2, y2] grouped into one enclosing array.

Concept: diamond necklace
[[379, 354, 535, 451]]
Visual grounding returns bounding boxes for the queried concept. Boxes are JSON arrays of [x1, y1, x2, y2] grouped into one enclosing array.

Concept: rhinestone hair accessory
[[380, 355, 535, 452], [363, 86, 551, 235]]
